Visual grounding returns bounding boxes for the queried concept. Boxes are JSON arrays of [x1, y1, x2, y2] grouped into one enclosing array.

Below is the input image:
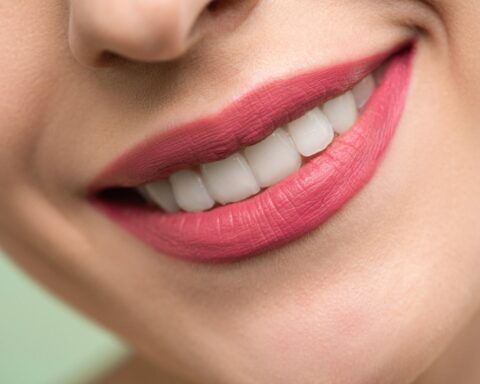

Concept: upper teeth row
[[140, 74, 377, 213]]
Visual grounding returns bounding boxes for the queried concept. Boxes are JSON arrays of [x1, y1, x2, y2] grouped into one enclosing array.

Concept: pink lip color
[[90, 44, 414, 262]]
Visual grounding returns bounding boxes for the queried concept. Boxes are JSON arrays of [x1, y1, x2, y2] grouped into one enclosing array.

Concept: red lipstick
[[90, 44, 415, 262]]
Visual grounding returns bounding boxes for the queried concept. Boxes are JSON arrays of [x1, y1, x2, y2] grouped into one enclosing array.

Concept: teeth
[[244, 128, 301, 188], [169, 170, 215, 212], [322, 91, 358, 135], [352, 74, 375, 109], [287, 108, 334, 157], [201, 153, 260, 205], [143, 180, 180, 213], [140, 73, 377, 213]]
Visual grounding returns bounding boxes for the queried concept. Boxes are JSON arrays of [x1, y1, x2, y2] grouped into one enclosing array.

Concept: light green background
[[0, 251, 129, 384]]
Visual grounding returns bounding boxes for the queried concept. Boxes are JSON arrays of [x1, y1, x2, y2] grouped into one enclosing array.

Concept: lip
[[90, 43, 415, 262]]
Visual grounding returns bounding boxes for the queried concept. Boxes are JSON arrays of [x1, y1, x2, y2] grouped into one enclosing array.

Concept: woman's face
[[2, 1, 480, 383]]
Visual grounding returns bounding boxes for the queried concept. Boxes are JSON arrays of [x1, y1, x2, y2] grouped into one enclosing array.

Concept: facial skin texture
[[1, 1, 480, 383]]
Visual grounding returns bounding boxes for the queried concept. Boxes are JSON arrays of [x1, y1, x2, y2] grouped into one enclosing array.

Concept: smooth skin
[[1, 1, 480, 383]]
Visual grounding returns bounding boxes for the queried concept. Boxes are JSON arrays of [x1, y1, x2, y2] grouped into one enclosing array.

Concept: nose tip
[[68, 0, 217, 66]]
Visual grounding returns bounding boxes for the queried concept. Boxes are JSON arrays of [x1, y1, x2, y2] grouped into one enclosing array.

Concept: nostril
[[206, 0, 244, 15], [207, 0, 221, 12], [207, 0, 231, 13]]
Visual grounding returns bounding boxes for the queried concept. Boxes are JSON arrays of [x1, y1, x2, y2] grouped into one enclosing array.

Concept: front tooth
[[244, 128, 301, 188], [143, 180, 180, 213], [201, 153, 260, 205], [287, 108, 334, 157], [352, 75, 376, 109], [322, 91, 358, 135], [169, 170, 215, 212]]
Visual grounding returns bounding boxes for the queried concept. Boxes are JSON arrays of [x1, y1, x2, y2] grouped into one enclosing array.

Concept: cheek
[[0, 3, 67, 186], [0, 4, 83, 295]]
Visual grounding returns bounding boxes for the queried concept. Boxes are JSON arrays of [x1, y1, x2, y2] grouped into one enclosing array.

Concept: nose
[[68, 0, 227, 66]]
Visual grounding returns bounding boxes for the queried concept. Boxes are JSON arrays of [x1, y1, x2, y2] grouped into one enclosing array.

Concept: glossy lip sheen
[[91, 44, 415, 262]]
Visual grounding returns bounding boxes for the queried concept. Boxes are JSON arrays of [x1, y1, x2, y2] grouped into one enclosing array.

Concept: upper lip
[[89, 43, 409, 193]]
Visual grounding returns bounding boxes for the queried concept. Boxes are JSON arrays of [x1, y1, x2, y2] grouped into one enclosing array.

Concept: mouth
[[89, 42, 415, 262]]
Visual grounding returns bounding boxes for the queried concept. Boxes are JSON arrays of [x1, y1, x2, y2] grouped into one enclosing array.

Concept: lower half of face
[[1, 1, 480, 383]]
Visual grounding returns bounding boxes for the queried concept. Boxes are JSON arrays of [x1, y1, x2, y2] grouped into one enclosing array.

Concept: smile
[[90, 42, 415, 262]]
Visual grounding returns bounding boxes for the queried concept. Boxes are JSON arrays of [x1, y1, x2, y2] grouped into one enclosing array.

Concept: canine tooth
[[201, 153, 260, 205], [143, 180, 180, 213], [169, 170, 215, 212], [322, 91, 358, 134], [352, 75, 376, 109], [244, 128, 301, 188], [287, 108, 334, 156]]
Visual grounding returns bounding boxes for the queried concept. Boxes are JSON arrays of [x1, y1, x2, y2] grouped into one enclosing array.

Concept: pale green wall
[[0, 251, 129, 384]]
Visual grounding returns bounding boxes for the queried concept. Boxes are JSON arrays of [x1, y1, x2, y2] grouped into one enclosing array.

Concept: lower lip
[[93, 47, 414, 262]]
